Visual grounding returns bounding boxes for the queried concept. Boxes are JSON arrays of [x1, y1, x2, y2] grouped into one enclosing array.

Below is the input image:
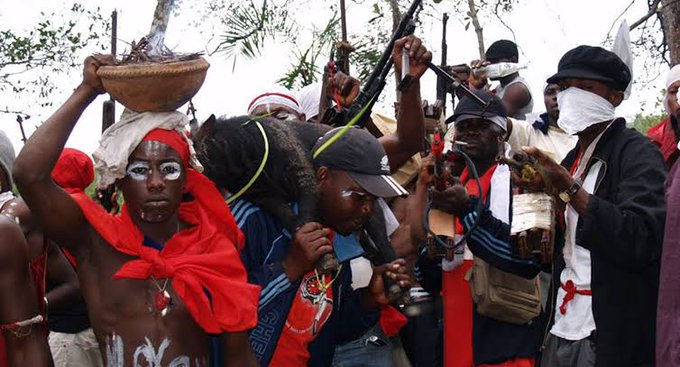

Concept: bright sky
[[0, 0, 669, 156]]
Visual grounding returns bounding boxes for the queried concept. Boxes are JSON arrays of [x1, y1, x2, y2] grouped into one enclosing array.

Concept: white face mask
[[556, 87, 616, 135]]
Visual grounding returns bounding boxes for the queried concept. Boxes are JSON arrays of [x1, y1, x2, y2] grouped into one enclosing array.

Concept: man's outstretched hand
[[512, 146, 573, 195]]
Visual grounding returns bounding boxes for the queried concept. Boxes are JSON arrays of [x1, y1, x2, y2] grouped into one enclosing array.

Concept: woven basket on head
[[97, 57, 210, 112]]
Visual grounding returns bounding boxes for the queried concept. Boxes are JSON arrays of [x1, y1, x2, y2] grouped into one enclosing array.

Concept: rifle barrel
[[360, 0, 422, 94], [111, 10, 117, 56], [436, 13, 449, 105], [426, 61, 487, 106], [339, 0, 348, 42]]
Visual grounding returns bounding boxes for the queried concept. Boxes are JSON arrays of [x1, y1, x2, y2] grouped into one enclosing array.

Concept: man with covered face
[[12, 56, 261, 366], [516, 45, 666, 367]]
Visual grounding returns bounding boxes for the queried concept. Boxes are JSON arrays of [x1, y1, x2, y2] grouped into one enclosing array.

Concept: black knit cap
[[547, 45, 631, 92], [485, 40, 518, 63]]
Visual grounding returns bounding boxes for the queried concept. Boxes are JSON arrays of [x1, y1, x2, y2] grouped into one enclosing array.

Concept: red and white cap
[[247, 90, 301, 115]]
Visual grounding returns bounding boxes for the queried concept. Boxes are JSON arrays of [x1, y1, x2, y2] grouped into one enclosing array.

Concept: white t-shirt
[[508, 117, 577, 164], [550, 161, 603, 341]]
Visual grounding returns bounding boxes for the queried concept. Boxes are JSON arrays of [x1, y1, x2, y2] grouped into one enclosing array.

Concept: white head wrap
[[664, 65, 680, 116], [93, 109, 202, 189], [297, 83, 323, 121], [247, 87, 301, 115]]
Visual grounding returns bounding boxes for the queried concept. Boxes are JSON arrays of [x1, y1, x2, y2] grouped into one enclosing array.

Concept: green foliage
[[276, 15, 340, 90], [0, 3, 109, 115], [629, 112, 665, 133], [350, 38, 386, 84], [207, 0, 418, 89], [209, 0, 298, 66]]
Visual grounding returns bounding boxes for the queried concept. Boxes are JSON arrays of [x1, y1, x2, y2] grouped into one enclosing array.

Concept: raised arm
[[379, 36, 430, 171], [12, 55, 111, 255], [410, 156, 434, 244], [501, 82, 531, 119]]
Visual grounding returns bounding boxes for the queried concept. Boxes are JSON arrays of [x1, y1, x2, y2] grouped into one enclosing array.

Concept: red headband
[[141, 129, 190, 166]]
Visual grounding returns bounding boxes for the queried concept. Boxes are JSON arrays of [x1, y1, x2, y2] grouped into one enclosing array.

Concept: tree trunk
[[386, 0, 403, 98], [467, 0, 485, 59], [147, 0, 174, 50], [386, 0, 402, 32], [660, 0, 680, 65]]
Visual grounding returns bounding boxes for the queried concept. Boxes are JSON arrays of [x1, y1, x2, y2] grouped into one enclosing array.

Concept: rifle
[[98, 10, 118, 209], [359, 202, 409, 305], [335, 0, 352, 75], [320, 0, 423, 127], [102, 10, 117, 133], [435, 13, 449, 115]]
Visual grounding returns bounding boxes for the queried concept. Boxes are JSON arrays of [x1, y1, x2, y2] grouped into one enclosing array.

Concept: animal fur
[[194, 116, 398, 285], [194, 115, 326, 231]]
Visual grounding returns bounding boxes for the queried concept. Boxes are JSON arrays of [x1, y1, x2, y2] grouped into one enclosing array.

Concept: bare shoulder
[[0, 197, 33, 231]]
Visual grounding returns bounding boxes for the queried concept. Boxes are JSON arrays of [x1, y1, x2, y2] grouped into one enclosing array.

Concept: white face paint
[[105, 334, 124, 367], [126, 161, 151, 181], [126, 161, 182, 181], [159, 162, 182, 181], [104, 333, 206, 367]]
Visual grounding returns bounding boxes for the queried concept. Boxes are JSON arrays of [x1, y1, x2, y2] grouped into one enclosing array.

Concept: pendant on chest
[[155, 290, 171, 316]]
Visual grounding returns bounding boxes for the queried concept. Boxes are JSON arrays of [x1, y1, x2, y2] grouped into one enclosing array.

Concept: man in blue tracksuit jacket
[[234, 128, 413, 366]]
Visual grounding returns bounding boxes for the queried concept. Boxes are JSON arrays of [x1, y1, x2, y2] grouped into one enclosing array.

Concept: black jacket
[[548, 119, 667, 366]]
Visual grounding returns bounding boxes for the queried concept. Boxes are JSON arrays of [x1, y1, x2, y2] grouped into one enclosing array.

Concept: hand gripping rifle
[[319, 0, 423, 127]]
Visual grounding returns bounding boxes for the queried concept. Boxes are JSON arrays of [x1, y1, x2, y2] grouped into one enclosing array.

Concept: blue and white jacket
[[231, 200, 379, 366]]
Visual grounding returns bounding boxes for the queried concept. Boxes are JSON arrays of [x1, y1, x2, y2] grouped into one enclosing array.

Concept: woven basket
[[97, 57, 210, 112]]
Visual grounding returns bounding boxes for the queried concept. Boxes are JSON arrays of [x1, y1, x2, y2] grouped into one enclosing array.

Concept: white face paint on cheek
[[126, 161, 151, 181], [159, 162, 182, 181]]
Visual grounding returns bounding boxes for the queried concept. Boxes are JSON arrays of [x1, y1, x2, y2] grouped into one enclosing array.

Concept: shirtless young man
[[13, 56, 260, 366]]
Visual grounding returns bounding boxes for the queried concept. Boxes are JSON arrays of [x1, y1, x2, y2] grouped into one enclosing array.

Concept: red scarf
[[51, 148, 94, 267], [647, 116, 679, 164], [70, 128, 260, 334], [443, 164, 496, 367], [51, 148, 94, 194]]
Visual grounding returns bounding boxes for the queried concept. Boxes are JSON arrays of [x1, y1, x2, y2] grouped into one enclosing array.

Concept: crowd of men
[[0, 29, 678, 367]]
